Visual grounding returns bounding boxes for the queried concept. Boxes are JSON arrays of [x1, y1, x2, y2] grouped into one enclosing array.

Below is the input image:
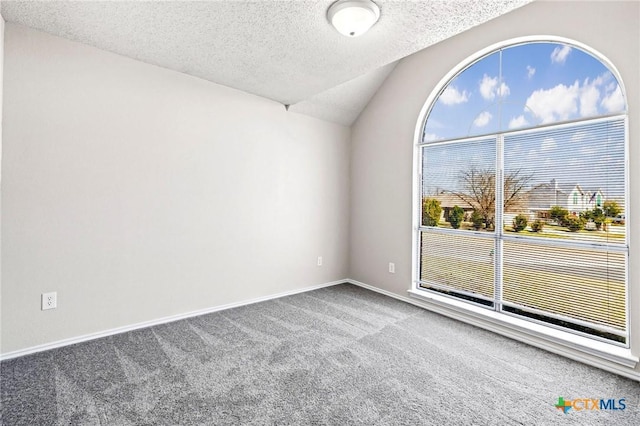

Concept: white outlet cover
[[317, 256, 323, 266], [42, 292, 57, 310], [389, 263, 395, 273]]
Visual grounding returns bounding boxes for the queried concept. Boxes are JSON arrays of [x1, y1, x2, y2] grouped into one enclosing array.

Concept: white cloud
[[473, 111, 492, 127], [525, 81, 580, 123], [524, 72, 622, 123], [601, 84, 625, 113], [479, 75, 496, 100], [541, 137, 556, 152], [580, 145, 597, 156], [440, 85, 469, 105], [526, 65, 536, 79], [479, 74, 510, 101], [508, 115, 529, 129], [499, 83, 510, 98], [571, 131, 588, 144], [551, 45, 572, 64], [526, 72, 623, 122], [568, 158, 580, 167], [580, 77, 602, 117], [510, 142, 523, 156], [423, 133, 441, 142]]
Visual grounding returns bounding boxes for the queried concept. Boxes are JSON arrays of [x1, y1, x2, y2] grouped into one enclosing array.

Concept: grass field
[[420, 232, 626, 331]]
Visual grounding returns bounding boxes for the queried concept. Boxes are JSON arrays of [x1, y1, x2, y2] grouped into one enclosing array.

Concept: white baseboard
[[0, 279, 347, 361], [5, 278, 640, 382], [345, 279, 418, 304], [345, 279, 640, 382]]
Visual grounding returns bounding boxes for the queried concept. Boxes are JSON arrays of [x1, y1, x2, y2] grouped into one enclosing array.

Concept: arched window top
[[423, 41, 627, 143], [415, 38, 629, 345]]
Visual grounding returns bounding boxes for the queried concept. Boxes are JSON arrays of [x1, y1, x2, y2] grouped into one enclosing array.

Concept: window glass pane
[[502, 240, 626, 340], [425, 42, 627, 140], [503, 118, 626, 244], [424, 52, 500, 141], [422, 139, 496, 231], [501, 42, 626, 131], [418, 40, 628, 345], [420, 232, 494, 304]]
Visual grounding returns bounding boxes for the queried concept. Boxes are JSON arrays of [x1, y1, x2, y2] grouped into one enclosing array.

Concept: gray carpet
[[1, 284, 638, 425]]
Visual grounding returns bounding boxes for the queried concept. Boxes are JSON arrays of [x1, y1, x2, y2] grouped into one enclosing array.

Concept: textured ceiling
[[0, 0, 533, 125]]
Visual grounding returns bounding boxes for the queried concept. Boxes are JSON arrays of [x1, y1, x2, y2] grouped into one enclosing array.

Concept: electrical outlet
[[42, 292, 57, 310], [317, 256, 323, 266], [388, 262, 395, 274]]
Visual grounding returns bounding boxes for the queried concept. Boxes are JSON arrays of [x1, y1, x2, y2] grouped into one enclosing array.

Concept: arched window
[[415, 40, 628, 345]]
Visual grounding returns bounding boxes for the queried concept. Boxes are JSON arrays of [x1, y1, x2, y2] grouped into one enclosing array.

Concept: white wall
[[0, 15, 3, 181], [350, 1, 640, 377], [0, 15, 4, 354], [1, 23, 350, 354]]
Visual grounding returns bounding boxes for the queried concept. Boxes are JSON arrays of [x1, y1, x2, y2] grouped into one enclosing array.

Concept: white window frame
[[410, 36, 635, 367]]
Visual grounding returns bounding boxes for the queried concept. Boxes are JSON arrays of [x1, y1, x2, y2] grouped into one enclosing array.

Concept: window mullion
[[415, 147, 425, 291], [495, 134, 504, 312], [416, 41, 628, 345]]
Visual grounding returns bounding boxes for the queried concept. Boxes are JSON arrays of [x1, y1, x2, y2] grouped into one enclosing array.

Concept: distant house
[[428, 179, 605, 224], [429, 189, 524, 224], [526, 179, 604, 218], [429, 192, 474, 222], [586, 188, 605, 210]]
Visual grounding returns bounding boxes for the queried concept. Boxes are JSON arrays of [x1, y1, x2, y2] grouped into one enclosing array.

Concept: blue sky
[[423, 42, 625, 142], [422, 43, 626, 202], [423, 119, 625, 199]]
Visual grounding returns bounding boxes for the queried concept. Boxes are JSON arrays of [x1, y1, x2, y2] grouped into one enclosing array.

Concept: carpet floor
[[1, 283, 639, 425]]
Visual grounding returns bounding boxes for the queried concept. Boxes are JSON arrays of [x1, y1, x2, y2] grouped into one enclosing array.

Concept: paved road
[[422, 232, 625, 282]]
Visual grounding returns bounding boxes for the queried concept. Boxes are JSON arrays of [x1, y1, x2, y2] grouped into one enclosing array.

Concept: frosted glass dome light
[[328, 0, 380, 37]]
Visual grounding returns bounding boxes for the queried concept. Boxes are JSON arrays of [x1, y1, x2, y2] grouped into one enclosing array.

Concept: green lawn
[[421, 236, 626, 331], [420, 255, 494, 298]]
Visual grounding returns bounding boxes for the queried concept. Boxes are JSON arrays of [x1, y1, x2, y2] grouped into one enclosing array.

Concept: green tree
[[471, 210, 484, 230], [422, 198, 442, 227], [580, 208, 605, 229], [549, 206, 569, 225], [512, 214, 528, 232], [565, 215, 586, 232], [448, 205, 465, 229], [453, 167, 532, 231], [591, 208, 605, 230], [603, 200, 622, 218]]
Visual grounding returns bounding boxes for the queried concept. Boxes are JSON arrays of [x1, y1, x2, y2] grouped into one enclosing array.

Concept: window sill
[[407, 288, 638, 369]]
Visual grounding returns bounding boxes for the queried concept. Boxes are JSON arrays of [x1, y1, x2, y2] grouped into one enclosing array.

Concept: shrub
[[582, 208, 606, 230], [603, 200, 621, 218], [549, 206, 569, 225], [592, 208, 605, 230], [448, 205, 465, 229], [565, 215, 586, 232], [471, 210, 484, 230], [531, 219, 545, 232], [512, 214, 528, 232], [422, 198, 442, 227]]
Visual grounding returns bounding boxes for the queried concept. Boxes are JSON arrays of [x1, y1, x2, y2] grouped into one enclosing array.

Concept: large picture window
[[416, 41, 628, 345]]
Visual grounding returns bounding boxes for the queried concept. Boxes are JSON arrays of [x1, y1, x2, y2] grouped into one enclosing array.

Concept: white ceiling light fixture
[[328, 0, 381, 37]]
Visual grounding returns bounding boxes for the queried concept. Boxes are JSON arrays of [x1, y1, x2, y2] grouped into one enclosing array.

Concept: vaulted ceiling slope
[[0, 0, 532, 126]]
